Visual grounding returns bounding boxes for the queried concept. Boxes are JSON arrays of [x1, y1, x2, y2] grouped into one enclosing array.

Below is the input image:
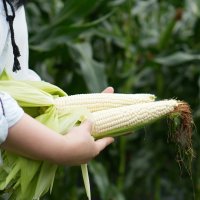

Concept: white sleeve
[[0, 92, 24, 144], [0, 92, 24, 164]]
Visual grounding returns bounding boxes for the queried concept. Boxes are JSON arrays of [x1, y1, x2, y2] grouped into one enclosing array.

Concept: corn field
[[2, 0, 200, 199]]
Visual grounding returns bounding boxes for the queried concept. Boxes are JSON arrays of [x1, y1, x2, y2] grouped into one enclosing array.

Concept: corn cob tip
[[150, 94, 156, 100]]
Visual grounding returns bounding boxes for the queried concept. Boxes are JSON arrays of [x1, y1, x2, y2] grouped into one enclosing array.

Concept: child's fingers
[[80, 120, 93, 132], [95, 137, 114, 152], [101, 87, 114, 93]]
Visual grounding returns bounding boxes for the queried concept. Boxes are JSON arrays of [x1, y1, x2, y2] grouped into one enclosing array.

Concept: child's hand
[[61, 120, 114, 165], [58, 86, 115, 165]]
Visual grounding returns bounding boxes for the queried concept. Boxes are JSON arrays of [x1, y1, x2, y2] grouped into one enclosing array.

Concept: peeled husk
[[0, 71, 90, 200]]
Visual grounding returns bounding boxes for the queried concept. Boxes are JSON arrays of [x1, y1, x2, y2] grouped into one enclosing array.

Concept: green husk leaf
[[34, 163, 57, 198], [0, 70, 12, 80], [0, 80, 53, 107], [19, 158, 41, 194], [23, 80, 67, 97], [81, 164, 91, 200], [0, 70, 91, 199], [0, 161, 20, 189]]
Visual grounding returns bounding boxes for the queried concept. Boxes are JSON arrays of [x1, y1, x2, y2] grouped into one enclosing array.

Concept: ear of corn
[[0, 70, 193, 200], [91, 99, 193, 166], [91, 100, 179, 138], [54, 93, 156, 112]]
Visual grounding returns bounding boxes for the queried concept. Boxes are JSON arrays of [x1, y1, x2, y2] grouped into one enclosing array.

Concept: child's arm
[[1, 87, 115, 165], [1, 114, 114, 165]]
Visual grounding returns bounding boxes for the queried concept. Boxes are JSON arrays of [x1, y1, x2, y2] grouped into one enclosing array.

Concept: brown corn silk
[[168, 101, 194, 172]]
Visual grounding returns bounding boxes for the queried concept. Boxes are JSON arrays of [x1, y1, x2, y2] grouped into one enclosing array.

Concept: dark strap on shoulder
[[0, 97, 5, 116], [2, 0, 21, 72]]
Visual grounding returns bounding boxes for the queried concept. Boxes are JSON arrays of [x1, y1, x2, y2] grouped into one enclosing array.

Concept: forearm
[[1, 113, 67, 164], [0, 87, 115, 165], [1, 113, 114, 165]]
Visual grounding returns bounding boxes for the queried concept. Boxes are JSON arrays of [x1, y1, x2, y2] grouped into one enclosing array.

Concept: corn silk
[[0, 71, 91, 200]]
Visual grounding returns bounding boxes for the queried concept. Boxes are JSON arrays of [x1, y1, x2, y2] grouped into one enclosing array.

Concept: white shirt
[[0, 1, 40, 149], [0, 0, 40, 80]]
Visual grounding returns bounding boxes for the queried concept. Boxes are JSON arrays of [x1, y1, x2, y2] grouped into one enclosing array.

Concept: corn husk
[[0, 71, 91, 200]]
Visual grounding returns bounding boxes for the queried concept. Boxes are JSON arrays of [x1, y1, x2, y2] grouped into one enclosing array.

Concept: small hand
[[61, 86, 115, 165], [63, 120, 114, 165]]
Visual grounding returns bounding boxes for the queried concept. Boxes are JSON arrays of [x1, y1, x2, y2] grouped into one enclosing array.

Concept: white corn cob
[[54, 93, 156, 112], [91, 99, 182, 138]]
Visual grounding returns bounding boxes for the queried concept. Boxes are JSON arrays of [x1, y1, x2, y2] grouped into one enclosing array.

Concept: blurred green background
[[25, 0, 200, 199]]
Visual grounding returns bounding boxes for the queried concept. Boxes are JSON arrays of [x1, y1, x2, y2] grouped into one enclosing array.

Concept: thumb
[[95, 137, 114, 152], [80, 120, 93, 132], [102, 87, 114, 93]]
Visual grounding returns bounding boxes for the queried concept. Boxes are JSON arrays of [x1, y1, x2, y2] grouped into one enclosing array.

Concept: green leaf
[[89, 161, 125, 200], [30, 12, 112, 52], [155, 52, 200, 66], [71, 42, 108, 92], [89, 161, 109, 200], [52, 0, 103, 25]]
